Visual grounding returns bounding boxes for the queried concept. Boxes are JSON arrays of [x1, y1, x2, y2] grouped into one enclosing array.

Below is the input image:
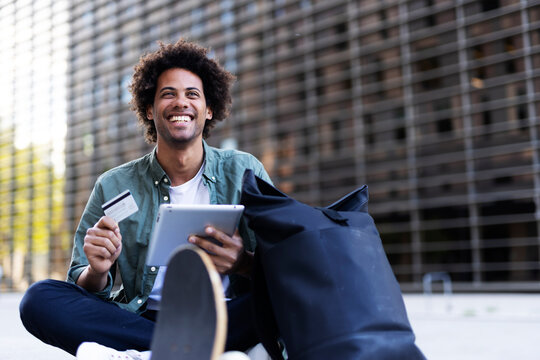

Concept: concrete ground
[[1, 291, 539, 359], [1, 292, 74, 360], [404, 293, 540, 360]]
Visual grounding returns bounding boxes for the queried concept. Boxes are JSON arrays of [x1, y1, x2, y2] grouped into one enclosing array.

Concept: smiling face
[[146, 68, 213, 148]]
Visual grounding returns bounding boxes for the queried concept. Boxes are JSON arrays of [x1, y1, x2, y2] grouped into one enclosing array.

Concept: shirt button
[[164, 178, 169, 183], [137, 299, 142, 304], [154, 180, 159, 185], [211, 176, 216, 181], [164, 196, 169, 201], [151, 266, 156, 272]]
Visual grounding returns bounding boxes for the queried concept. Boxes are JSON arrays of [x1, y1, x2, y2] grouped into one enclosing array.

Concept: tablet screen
[[146, 204, 245, 266]]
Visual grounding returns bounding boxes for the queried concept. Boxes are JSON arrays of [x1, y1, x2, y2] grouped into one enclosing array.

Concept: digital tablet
[[146, 204, 245, 266]]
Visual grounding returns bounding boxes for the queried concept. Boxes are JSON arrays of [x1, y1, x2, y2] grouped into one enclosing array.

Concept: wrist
[[76, 264, 109, 293], [86, 264, 107, 277], [85, 265, 109, 288]]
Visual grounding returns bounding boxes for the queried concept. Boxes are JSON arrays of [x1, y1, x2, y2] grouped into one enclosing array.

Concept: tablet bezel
[[145, 204, 245, 266]]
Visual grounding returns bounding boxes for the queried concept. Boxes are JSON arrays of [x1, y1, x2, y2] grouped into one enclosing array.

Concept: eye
[[161, 91, 175, 98], [187, 90, 200, 98]]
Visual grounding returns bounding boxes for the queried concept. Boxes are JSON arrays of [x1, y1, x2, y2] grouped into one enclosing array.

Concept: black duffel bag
[[240, 169, 425, 360]]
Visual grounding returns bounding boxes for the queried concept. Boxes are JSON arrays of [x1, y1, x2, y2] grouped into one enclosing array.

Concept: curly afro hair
[[129, 39, 236, 143]]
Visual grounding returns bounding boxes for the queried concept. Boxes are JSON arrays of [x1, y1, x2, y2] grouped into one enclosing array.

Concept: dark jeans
[[19, 279, 258, 356]]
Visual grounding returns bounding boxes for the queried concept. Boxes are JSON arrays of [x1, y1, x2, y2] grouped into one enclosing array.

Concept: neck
[[155, 140, 205, 186]]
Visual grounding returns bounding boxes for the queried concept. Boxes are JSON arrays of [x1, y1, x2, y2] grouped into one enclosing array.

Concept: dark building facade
[[62, 0, 540, 291]]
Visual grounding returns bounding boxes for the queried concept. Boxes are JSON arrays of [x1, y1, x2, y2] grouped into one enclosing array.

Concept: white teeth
[[170, 115, 191, 123]]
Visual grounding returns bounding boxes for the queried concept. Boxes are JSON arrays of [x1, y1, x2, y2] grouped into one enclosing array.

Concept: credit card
[[102, 190, 139, 223]]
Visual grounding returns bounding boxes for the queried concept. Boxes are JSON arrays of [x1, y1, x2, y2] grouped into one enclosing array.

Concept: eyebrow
[[158, 86, 202, 93], [158, 86, 176, 93]]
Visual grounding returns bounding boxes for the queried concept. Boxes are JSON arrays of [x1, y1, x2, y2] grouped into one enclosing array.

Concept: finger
[[86, 224, 122, 246], [85, 235, 118, 256], [84, 242, 116, 259], [204, 227, 242, 249], [207, 253, 239, 274], [96, 216, 121, 237], [87, 228, 121, 249], [189, 235, 226, 257], [113, 242, 122, 258], [205, 253, 230, 273], [97, 215, 119, 230]]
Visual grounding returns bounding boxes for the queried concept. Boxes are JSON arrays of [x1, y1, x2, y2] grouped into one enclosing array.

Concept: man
[[20, 39, 271, 357]]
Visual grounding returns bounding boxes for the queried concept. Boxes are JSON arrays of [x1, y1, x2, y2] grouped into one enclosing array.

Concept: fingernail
[[189, 237, 195, 243], [205, 227, 213, 234]]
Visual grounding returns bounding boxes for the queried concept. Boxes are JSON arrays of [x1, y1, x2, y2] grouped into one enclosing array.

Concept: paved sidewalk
[[0, 292, 74, 360], [404, 293, 540, 360], [2, 291, 540, 359]]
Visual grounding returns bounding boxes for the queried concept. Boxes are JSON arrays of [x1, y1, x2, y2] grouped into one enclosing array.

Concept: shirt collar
[[149, 141, 217, 186], [148, 147, 170, 186], [202, 140, 217, 184]]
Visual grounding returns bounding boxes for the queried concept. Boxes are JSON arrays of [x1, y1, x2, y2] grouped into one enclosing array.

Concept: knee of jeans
[[19, 279, 60, 327]]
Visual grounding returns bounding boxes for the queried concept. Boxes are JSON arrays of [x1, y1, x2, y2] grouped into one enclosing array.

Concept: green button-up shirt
[[67, 141, 271, 314]]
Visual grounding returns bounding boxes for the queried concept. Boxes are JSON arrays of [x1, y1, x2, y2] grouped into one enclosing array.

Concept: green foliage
[[0, 132, 68, 259]]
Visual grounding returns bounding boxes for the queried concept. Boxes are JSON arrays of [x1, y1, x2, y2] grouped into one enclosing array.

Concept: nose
[[173, 94, 189, 109]]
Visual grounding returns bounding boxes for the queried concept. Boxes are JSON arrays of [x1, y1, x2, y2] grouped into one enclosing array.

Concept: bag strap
[[316, 208, 349, 225]]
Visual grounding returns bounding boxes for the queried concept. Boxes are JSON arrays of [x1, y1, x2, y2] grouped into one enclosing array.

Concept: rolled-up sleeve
[[66, 179, 114, 299]]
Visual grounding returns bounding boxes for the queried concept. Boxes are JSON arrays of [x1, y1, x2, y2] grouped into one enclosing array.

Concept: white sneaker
[[246, 343, 272, 360], [76, 342, 251, 360], [219, 351, 251, 360], [76, 342, 151, 360]]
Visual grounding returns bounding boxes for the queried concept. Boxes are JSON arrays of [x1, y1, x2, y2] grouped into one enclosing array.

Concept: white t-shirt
[[146, 162, 230, 310]]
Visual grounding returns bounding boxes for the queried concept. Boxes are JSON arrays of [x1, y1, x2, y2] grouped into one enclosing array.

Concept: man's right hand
[[77, 216, 122, 291]]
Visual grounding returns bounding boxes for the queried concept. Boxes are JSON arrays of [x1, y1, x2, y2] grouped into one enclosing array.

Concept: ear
[[206, 107, 213, 120], [146, 105, 154, 120]]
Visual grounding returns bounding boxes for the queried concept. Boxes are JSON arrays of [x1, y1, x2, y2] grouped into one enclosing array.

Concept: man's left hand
[[189, 227, 252, 276]]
